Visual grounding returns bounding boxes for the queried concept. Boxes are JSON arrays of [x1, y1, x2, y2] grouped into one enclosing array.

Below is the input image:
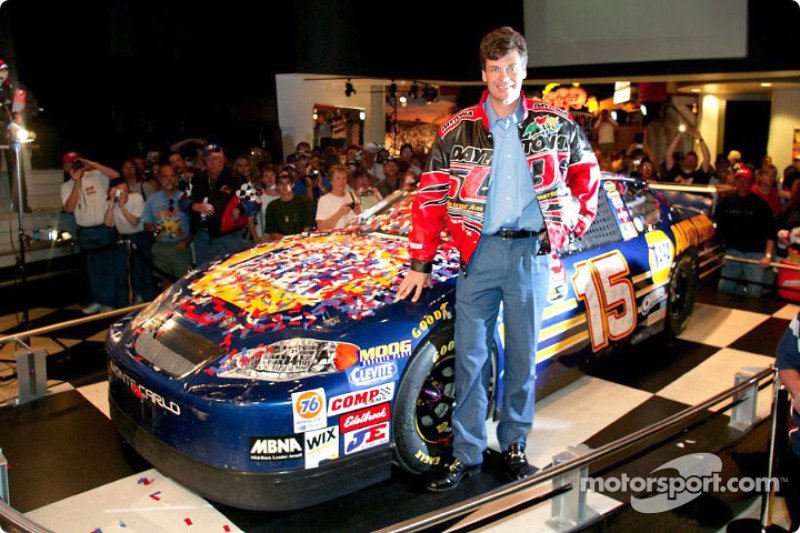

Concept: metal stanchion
[[0, 447, 8, 505], [727, 368, 783, 533], [546, 444, 596, 532]]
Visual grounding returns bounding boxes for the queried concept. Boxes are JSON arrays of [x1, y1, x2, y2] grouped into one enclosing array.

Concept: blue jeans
[[718, 249, 768, 298], [453, 234, 550, 465], [193, 229, 247, 267], [116, 232, 158, 305], [78, 226, 119, 307]]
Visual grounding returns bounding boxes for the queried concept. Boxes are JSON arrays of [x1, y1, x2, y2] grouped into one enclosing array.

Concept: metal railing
[[375, 367, 776, 533]]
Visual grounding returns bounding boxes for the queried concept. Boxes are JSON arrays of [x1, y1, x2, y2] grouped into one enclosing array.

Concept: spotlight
[[359, 111, 366, 121], [640, 103, 647, 117], [679, 124, 686, 133], [8, 122, 34, 143], [313, 110, 318, 120], [399, 95, 408, 105], [345, 79, 356, 97], [610, 110, 618, 121]]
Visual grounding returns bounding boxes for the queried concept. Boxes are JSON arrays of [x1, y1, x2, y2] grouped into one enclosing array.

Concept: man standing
[[397, 27, 600, 490], [168, 151, 195, 192], [143, 165, 192, 290], [377, 158, 401, 197], [264, 171, 315, 240], [183, 144, 260, 265], [714, 168, 776, 297], [61, 152, 122, 314]]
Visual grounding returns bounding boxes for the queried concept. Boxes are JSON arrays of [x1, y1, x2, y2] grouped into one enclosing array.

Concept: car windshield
[[346, 189, 415, 237]]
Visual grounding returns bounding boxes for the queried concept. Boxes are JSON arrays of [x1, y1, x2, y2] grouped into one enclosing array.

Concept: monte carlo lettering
[[450, 145, 493, 166], [249, 436, 303, 461]]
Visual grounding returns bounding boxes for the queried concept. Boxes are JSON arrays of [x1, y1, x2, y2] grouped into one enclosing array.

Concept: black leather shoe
[[502, 443, 537, 481], [426, 457, 480, 492]]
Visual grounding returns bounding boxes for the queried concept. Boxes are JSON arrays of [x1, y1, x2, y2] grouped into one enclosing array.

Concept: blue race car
[[106, 174, 716, 510]]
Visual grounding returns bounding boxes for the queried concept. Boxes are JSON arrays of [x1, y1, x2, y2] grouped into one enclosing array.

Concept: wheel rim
[[415, 354, 455, 445]]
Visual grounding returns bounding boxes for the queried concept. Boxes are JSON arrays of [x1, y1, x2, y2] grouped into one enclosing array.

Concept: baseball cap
[[734, 167, 753, 180], [295, 152, 311, 161], [202, 143, 224, 157], [363, 142, 378, 153], [0, 59, 8, 71], [63, 152, 81, 165]]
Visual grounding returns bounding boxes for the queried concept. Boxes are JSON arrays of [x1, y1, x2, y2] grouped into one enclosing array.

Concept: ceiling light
[[690, 89, 701, 93], [761, 83, 772, 88]]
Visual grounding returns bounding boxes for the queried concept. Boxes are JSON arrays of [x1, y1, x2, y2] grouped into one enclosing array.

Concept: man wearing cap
[[397, 26, 599, 491], [263, 171, 315, 239], [183, 144, 260, 265], [714, 167, 776, 297], [61, 152, 122, 314], [0, 58, 38, 212]]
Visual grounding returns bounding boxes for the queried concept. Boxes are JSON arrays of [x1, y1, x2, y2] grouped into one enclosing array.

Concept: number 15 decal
[[572, 251, 637, 351]]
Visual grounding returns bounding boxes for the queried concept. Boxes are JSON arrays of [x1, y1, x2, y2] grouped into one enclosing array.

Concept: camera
[[308, 169, 320, 179], [70, 160, 84, 171], [114, 189, 123, 198]]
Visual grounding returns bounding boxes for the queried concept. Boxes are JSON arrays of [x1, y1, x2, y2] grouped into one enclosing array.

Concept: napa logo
[[348, 361, 398, 386]]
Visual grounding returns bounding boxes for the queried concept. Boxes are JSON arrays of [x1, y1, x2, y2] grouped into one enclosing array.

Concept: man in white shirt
[[316, 164, 361, 230], [105, 178, 156, 305], [60, 152, 121, 314]]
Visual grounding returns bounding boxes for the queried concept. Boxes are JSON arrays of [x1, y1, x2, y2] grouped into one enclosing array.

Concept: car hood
[[146, 230, 460, 345]]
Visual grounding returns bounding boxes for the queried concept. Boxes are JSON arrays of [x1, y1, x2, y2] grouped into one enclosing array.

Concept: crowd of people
[[60, 139, 423, 314], [58, 108, 800, 314]]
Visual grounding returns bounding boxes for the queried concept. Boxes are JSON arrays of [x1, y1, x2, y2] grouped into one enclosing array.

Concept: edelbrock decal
[[339, 403, 391, 433]]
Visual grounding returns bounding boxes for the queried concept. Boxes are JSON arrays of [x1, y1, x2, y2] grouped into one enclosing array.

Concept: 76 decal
[[572, 251, 637, 351]]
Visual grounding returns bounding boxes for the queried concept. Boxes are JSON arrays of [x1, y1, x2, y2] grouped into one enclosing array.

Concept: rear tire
[[666, 253, 698, 335]]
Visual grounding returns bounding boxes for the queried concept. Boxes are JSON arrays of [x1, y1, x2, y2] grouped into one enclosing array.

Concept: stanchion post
[[760, 369, 783, 530], [730, 367, 764, 431], [546, 444, 596, 532], [15, 348, 47, 405], [0, 447, 8, 504]]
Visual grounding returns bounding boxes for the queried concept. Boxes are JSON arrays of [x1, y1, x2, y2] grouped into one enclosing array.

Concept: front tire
[[393, 322, 496, 474]]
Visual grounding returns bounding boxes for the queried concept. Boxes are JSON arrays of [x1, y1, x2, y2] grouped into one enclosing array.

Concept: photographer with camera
[[316, 164, 361, 230], [61, 152, 121, 314], [353, 167, 382, 211], [104, 177, 155, 305]]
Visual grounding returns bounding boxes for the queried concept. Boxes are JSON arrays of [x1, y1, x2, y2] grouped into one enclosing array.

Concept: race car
[[106, 174, 715, 510]]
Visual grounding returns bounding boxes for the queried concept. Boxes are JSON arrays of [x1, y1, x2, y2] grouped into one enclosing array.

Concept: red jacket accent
[[409, 91, 600, 271]]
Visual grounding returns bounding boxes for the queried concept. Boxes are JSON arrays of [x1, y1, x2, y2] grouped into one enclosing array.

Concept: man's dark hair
[[276, 172, 293, 185], [479, 26, 528, 70]]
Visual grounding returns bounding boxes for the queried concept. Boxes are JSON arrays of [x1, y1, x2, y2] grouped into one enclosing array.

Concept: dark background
[[0, 0, 797, 167]]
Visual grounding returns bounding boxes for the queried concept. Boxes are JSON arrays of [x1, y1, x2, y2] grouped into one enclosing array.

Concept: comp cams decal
[[328, 383, 395, 416], [344, 422, 390, 455], [249, 436, 303, 461], [304, 426, 339, 469], [292, 388, 327, 433], [339, 403, 391, 433]]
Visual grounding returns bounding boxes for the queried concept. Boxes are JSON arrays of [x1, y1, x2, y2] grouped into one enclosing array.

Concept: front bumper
[[110, 396, 392, 511]]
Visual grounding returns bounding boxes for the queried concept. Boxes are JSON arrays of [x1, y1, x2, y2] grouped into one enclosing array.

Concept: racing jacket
[[409, 90, 600, 273]]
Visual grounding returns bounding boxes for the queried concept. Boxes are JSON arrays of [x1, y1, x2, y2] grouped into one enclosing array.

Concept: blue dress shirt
[[482, 97, 544, 235]]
